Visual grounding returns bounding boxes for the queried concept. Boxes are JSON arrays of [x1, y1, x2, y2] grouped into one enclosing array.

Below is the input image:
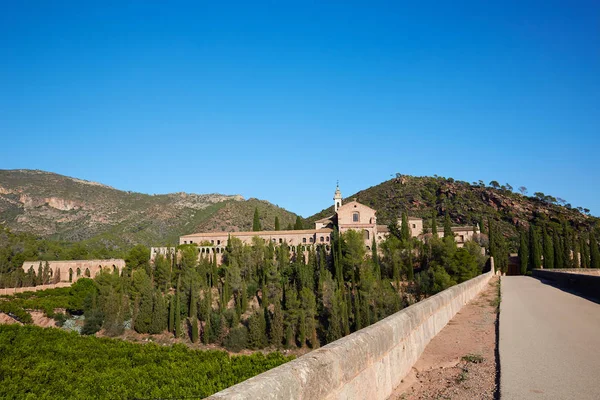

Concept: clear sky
[[1, 1, 598, 217]]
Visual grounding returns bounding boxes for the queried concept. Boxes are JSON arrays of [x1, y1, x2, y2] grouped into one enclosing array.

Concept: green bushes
[[224, 326, 248, 352], [0, 324, 293, 399], [0, 301, 32, 324]]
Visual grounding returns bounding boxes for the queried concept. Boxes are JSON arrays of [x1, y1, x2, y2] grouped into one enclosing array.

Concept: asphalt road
[[499, 276, 600, 399]]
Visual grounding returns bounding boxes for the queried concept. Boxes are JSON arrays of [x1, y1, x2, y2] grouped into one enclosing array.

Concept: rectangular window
[[302, 238, 307, 243], [412, 224, 416, 229], [279, 238, 283, 244], [353, 213, 359, 222], [309, 237, 314, 243], [320, 237, 324, 242]]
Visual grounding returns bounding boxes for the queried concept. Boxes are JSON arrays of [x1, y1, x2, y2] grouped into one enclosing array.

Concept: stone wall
[[533, 269, 600, 299], [208, 269, 494, 400], [21, 259, 125, 283], [0, 282, 72, 296]]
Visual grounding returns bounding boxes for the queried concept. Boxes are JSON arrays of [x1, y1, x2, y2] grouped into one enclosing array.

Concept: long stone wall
[[208, 269, 494, 400], [533, 269, 600, 299], [0, 282, 72, 296]]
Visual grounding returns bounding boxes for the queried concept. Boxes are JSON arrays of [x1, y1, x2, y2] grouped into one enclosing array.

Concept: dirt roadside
[[390, 276, 500, 400]]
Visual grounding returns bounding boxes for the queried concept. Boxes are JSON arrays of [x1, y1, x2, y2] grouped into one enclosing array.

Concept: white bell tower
[[334, 183, 342, 212]]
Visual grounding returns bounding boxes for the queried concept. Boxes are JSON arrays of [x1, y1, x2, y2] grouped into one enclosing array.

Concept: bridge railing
[[209, 268, 494, 400]]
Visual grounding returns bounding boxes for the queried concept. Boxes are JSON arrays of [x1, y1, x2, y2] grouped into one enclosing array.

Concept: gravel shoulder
[[390, 276, 499, 400]]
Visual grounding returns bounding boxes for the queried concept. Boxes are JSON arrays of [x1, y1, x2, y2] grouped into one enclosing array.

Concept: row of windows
[[184, 235, 331, 246]]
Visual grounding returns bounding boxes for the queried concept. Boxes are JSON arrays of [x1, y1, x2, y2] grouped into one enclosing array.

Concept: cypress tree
[[191, 317, 199, 343], [150, 291, 167, 334], [248, 311, 267, 348], [542, 226, 554, 269], [189, 284, 197, 319], [431, 211, 438, 238], [274, 216, 280, 231], [270, 301, 284, 347], [590, 232, 600, 269], [479, 215, 485, 235], [572, 234, 580, 268], [400, 212, 410, 242], [168, 295, 175, 333], [174, 281, 181, 337], [554, 231, 564, 268], [518, 229, 529, 275], [529, 224, 542, 271], [327, 288, 342, 342], [580, 234, 590, 268], [488, 218, 495, 257], [443, 213, 453, 242], [294, 216, 303, 230], [252, 208, 261, 231], [371, 236, 380, 279], [562, 222, 572, 268]]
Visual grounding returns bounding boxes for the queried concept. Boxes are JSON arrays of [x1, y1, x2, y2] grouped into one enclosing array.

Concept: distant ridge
[[307, 174, 598, 249], [0, 169, 299, 247]]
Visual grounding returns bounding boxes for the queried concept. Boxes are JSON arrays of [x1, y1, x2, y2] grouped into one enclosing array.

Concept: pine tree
[[590, 232, 600, 269], [529, 224, 542, 271], [518, 229, 529, 275], [431, 211, 438, 238], [252, 208, 261, 231], [542, 226, 554, 269], [274, 216, 280, 231]]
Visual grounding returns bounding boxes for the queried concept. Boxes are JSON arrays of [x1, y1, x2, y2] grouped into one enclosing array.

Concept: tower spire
[[334, 182, 342, 212]]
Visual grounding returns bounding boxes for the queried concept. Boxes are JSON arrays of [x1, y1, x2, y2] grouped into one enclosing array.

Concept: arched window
[[364, 230, 370, 240], [85, 268, 91, 277], [353, 212, 360, 222], [69, 268, 73, 282], [76, 268, 81, 277]]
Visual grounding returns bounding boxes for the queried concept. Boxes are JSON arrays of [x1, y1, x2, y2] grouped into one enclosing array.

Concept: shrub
[[224, 326, 248, 352]]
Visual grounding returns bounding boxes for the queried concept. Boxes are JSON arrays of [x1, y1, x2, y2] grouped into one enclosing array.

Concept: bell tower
[[334, 183, 342, 212]]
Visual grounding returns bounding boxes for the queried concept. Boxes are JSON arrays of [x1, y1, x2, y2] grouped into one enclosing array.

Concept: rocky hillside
[[0, 170, 298, 247], [308, 175, 599, 249]]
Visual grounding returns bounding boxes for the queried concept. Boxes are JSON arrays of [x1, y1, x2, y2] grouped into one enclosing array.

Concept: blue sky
[[1, 1, 598, 217]]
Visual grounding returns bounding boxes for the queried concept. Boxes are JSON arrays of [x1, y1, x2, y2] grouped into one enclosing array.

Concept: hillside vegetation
[[0, 170, 298, 248], [308, 175, 598, 250]]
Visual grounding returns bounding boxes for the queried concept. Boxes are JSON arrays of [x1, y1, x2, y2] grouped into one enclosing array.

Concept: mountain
[[0, 170, 299, 247], [307, 174, 598, 249]]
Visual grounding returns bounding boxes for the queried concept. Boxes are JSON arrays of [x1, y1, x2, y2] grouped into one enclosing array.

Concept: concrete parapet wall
[[208, 270, 494, 400], [533, 269, 600, 299], [0, 282, 72, 297]]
